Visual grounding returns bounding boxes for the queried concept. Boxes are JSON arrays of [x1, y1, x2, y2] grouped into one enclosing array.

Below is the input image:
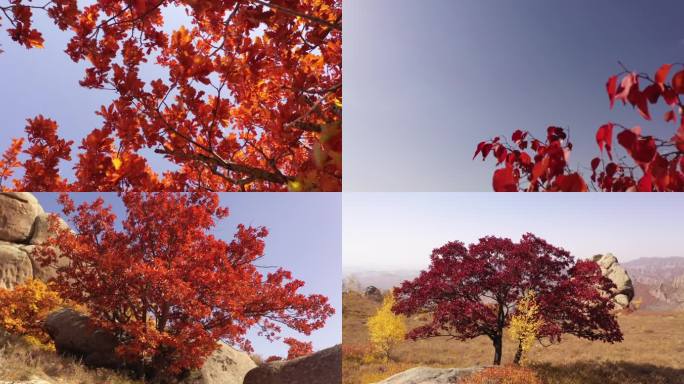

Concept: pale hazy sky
[[34, 192, 341, 359], [343, 193, 684, 271]]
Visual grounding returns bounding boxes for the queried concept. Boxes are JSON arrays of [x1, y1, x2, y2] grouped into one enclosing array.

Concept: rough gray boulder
[[0, 192, 44, 243], [0, 242, 33, 289], [592, 253, 635, 308], [243, 344, 341, 384], [372, 366, 483, 384], [43, 308, 120, 369], [364, 286, 384, 302]]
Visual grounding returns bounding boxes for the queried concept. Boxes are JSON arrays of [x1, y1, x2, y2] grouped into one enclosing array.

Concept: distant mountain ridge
[[344, 256, 684, 311]]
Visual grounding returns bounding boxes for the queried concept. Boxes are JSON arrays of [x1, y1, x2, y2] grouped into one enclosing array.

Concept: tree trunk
[[492, 335, 502, 365], [513, 341, 523, 365]]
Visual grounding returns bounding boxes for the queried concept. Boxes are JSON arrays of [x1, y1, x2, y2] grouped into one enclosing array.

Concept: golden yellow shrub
[[509, 290, 543, 364], [0, 279, 63, 347], [367, 294, 406, 361]]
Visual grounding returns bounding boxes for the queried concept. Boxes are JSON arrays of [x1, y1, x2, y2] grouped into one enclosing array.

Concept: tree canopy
[[0, 0, 341, 191]]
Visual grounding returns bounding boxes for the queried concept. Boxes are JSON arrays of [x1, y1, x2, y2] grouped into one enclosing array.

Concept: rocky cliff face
[[0, 193, 69, 289], [623, 257, 684, 310]]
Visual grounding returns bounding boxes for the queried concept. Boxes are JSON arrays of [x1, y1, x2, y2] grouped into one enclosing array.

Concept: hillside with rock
[[0, 193, 341, 384], [623, 257, 684, 311]]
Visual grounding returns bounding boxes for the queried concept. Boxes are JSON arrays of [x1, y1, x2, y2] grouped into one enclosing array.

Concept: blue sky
[[343, 192, 684, 270], [33, 192, 342, 359], [344, 0, 684, 191]]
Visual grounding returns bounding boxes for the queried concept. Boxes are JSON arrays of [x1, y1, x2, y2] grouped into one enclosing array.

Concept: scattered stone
[[364, 286, 384, 302], [372, 366, 483, 384], [243, 344, 341, 384]]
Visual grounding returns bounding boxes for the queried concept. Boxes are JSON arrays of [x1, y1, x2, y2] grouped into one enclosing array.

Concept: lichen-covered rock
[[592, 253, 635, 308], [183, 342, 257, 384], [44, 308, 120, 369], [372, 366, 483, 384], [243, 344, 341, 384], [0, 193, 44, 243], [0, 242, 33, 289]]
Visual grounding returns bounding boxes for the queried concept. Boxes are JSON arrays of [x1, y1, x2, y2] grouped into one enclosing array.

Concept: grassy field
[[342, 291, 684, 384], [0, 331, 140, 384]]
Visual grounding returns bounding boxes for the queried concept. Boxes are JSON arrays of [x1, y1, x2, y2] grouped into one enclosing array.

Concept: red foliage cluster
[[0, 0, 341, 191], [476, 64, 684, 191], [33, 192, 334, 376], [392, 234, 622, 365]]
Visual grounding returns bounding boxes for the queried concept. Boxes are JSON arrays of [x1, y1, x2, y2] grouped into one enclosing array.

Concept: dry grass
[[0, 331, 139, 384], [343, 291, 684, 384]]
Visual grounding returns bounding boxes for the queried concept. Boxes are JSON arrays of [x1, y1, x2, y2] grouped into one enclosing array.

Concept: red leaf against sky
[[492, 167, 517, 192]]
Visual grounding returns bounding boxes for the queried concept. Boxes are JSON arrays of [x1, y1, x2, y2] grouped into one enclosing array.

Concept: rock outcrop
[[44, 308, 121, 369], [184, 342, 257, 384], [243, 344, 341, 384], [0, 193, 70, 289], [592, 253, 634, 308], [0, 193, 44, 243], [364, 286, 383, 302], [372, 366, 483, 384], [0, 242, 34, 289]]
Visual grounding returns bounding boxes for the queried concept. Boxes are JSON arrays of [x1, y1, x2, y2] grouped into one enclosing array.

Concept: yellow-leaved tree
[[509, 290, 544, 365], [367, 293, 406, 361], [0, 279, 64, 349]]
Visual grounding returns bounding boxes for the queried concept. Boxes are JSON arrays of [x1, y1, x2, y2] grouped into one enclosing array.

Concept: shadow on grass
[[532, 360, 684, 384]]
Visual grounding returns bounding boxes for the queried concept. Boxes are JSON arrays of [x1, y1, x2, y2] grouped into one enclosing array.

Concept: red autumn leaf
[[637, 173, 652, 192], [492, 167, 517, 192], [495, 145, 507, 164], [614, 73, 637, 104], [617, 129, 638, 153], [595, 123, 614, 160], [672, 70, 684, 94], [655, 64, 672, 85], [519, 152, 532, 166], [512, 129, 526, 145], [606, 75, 618, 109], [632, 137, 657, 164], [473, 141, 486, 160], [643, 83, 661, 104], [552, 173, 588, 192], [662, 88, 679, 106], [627, 87, 650, 120], [591, 157, 601, 171]]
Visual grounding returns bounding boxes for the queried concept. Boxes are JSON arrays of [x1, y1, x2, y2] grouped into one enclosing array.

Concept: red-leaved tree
[[0, 0, 341, 191], [475, 63, 684, 191], [264, 337, 313, 362], [33, 192, 334, 378], [392, 233, 622, 365]]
